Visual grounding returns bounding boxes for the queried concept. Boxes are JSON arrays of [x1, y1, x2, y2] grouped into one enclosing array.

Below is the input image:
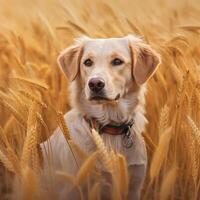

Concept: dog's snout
[[88, 77, 105, 93]]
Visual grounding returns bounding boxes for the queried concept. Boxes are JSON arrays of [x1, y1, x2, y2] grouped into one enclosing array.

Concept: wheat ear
[[21, 102, 39, 170], [0, 149, 16, 173], [91, 129, 112, 172], [159, 104, 169, 135], [19, 90, 47, 109], [57, 111, 71, 140], [57, 112, 80, 169], [187, 116, 200, 184], [187, 116, 200, 144]]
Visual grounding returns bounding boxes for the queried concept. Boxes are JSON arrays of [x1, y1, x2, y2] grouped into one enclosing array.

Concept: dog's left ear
[[57, 43, 83, 81], [129, 37, 161, 85]]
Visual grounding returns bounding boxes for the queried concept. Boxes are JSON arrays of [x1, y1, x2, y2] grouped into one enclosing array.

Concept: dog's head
[[58, 35, 161, 105]]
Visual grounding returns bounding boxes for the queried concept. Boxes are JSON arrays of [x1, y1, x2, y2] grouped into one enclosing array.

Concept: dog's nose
[[88, 77, 105, 93]]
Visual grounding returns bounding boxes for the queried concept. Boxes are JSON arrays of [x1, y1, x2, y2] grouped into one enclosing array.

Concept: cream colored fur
[[41, 35, 161, 200]]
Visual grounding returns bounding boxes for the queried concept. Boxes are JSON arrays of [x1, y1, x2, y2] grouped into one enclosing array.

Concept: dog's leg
[[128, 164, 146, 200]]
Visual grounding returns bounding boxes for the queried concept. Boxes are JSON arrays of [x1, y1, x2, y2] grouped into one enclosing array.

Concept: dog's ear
[[57, 43, 83, 81], [129, 37, 161, 85]]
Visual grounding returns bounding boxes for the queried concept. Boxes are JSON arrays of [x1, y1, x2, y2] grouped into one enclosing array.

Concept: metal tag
[[122, 127, 133, 148]]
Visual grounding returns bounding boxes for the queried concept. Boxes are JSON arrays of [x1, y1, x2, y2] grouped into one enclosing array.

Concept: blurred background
[[0, 0, 200, 199]]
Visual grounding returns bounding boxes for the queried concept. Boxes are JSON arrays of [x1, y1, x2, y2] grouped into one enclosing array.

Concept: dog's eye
[[111, 58, 124, 66], [84, 59, 93, 67]]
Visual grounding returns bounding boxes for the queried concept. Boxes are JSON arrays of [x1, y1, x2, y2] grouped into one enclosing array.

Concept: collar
[[84, 116, 134, 136], [84, 116, 134, 148]]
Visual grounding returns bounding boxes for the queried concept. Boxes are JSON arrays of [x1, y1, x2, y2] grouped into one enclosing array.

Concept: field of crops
[[0, 0, 200, 199]]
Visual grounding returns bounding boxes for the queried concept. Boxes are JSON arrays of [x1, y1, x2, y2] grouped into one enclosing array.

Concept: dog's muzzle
[[88, 77, 121, 101]]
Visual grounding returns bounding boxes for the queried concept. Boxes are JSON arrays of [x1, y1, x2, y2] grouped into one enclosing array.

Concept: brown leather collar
[[84, 116, 134, 136]]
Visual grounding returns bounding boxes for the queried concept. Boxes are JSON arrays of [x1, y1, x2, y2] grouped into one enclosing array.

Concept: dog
[[41, 35, 161, 200]]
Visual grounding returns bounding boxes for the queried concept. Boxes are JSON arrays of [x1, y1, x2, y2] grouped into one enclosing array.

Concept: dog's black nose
[[88, 77, 105, 93]]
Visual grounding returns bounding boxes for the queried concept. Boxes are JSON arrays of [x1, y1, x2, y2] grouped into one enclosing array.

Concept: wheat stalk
[[150, 126, 172, 182], [117, 154, 129, 198], [10, 77, 49, 91], [56, 171, 84, 200], [21, 166, 39, 200], [8, 89, 28, 113], [0, 126, 9, 147], [0, 99, 26, 128], [88, 182, 101, 200], [69, 140, 88, 161], [109, 150, 122, 200], [159, 166, 177, 200], [75, 151, 98, 185]]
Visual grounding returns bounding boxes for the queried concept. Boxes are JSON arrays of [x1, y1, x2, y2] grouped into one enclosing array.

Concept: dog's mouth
[[89, 93, 120, 101]]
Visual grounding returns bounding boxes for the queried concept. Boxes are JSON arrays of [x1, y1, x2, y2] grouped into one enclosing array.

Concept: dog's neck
[[70, 81, 147, 128]]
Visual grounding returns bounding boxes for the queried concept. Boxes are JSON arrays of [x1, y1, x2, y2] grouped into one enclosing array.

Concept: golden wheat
[[91, 129, 112, 172], [88, 182, 101, 200], [150, 127, 172, 182], [0, 0, 200, 199], [117, 154, 129, 199], [75, 151, 98, 185], [159, 166, 177, 200]]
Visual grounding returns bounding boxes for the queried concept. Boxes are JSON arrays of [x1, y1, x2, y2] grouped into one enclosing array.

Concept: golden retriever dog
[[42, 35, 161, 200]]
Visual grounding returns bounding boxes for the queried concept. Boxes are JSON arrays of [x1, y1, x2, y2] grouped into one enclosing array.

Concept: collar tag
[[122, 126, 133, 148]]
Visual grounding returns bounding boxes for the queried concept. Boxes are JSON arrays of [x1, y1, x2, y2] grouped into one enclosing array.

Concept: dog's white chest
[[42, 109, 147, 175]]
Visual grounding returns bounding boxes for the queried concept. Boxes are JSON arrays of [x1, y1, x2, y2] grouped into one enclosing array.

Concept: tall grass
[[0, 0, 200, 199]]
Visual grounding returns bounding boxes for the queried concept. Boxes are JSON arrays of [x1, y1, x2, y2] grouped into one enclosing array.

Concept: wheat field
[[0, 0, 200, 199]]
